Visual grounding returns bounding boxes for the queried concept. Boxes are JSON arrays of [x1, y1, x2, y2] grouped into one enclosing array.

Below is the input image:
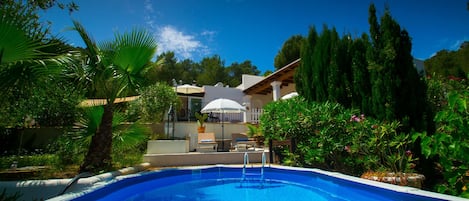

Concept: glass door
[[189, 98, 202, 121]]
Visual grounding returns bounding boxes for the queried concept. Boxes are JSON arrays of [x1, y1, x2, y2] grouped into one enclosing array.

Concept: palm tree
[[72, 21, 158, 173]]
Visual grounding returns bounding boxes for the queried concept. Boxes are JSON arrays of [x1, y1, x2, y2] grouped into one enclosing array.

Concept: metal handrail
[[241, 152, 265, 182]]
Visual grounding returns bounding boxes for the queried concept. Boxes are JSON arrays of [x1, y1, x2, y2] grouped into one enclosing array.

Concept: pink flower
[[405, 150, 412, 157], [350, 115, 363, 122], [344, 145, 351, 153]]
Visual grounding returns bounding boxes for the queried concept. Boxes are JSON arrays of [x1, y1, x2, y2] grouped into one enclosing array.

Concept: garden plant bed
[[0, 165, 79, 181]]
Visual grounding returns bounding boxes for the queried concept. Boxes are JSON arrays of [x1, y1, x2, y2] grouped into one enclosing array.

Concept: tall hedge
[[295, 4, 427, 131]]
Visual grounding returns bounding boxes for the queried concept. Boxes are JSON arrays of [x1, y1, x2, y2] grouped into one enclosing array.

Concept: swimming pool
[[68, 165, 462, 201]]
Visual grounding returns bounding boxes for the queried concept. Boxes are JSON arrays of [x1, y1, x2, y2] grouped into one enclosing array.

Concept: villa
[[174, 58, 300, 125]]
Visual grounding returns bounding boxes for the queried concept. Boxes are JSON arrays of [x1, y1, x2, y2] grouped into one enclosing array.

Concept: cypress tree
[[327, 28, 340, 103], [368, 3, 387, 120], [367, 3, 427, 130], [336, 33, 353, 107], [351, 34, 372, 114], [380, 9, 401, 121], [313, 26, 332, 102], [295, 27, 317, 101], [396, 29, 427, 130]]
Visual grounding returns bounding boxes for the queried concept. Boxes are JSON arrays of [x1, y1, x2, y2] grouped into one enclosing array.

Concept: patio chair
[[231, 133, 256, 152], [197, 132, 218, 152], [208, 112, 219, 122]]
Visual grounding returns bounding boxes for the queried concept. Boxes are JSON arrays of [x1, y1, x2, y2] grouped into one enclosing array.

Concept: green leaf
[[448, 92, 459, 110], [420, 137, 432, 158], [436, 184, 449, 194], [434, 110, 448, 122], [0, 20, 41, 64], [411, 131, 422, 142], [447, 175, 459, 185], [461, 191, 469, 198]]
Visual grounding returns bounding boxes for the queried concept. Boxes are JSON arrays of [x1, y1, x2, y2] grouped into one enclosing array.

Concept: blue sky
[[40, 0, 469, 73]]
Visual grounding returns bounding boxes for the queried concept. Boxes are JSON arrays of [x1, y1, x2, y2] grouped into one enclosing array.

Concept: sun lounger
[[197, 133, 218, 152], [231, 133, 256, 151]]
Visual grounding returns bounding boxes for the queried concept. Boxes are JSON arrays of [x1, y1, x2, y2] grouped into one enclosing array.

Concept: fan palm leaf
[[100, 28, 157, 97], [0, 19, 74, 90], [72, 20, 100, 68], [0, 21, 41, 64], [76, 105, 149, 151]]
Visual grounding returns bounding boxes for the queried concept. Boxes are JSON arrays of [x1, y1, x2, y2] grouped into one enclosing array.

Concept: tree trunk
[[80, 104, 114, 173]]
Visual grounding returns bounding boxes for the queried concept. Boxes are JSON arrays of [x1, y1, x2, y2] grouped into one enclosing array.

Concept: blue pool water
[[71, 166, 449, 201]]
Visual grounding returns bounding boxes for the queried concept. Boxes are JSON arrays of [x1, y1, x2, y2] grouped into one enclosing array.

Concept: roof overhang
[[79, 96, 140, 107], [243, 58, 300, 95]]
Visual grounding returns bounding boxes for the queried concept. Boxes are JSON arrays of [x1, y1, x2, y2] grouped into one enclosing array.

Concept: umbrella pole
[[221, 113, 224, 151]]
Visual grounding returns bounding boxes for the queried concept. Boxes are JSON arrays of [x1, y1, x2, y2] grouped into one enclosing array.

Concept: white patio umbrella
[[176, 84, 203, 94], [201, 98, 246, 151], [281, 92, 299, 100]]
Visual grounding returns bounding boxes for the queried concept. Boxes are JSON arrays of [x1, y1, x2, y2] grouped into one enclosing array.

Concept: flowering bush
[[260, 97, 417, 176], [346, 115, 416, 173]]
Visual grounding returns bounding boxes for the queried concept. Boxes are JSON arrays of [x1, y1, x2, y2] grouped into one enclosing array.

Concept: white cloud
[[156, 26, 210, 59], [450, 38, 468, 50], [144, 0, 153, 13], [427, 37, 469, 58], [201, 30, 217, 42], [143, 0, 156, 29], [143, 1, 213, 59]]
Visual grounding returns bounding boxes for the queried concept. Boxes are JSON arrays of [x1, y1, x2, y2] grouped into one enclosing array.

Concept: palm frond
[[77, 106, 104, 137], [113, 120, 149, 151], [0, 18, 75, 90], [0, 20, 44, 64], [72, 20, 100, 67], [111, 28, 157, 75]]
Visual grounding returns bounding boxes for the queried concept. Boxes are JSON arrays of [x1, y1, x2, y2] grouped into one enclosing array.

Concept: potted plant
[[195, 112, 208, 133], [247, 124, 264, 146]]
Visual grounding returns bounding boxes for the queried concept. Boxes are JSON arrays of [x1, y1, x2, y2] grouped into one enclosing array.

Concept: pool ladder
[[241, 152, 266, 186]]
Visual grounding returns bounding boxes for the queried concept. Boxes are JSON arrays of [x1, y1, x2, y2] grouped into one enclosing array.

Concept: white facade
[[236, 74, 265, 90], [201, 84, 245, 122], [202, 85, 244, 105]]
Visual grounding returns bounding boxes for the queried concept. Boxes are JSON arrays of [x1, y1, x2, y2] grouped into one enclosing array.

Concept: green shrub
[[50, 131, 87, 167], [414, 90, 469, 197], [129, 83, 180, 122], [261, 97, 416, 176]]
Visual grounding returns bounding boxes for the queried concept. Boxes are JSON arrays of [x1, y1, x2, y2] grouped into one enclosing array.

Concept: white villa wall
[[237, 74, 264, 90], [202, 85, 244, 105]]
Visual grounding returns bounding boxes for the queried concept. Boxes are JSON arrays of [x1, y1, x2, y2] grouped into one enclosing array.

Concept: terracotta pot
[[197, 126, 206, 133], [361, 171, 425, 189]]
